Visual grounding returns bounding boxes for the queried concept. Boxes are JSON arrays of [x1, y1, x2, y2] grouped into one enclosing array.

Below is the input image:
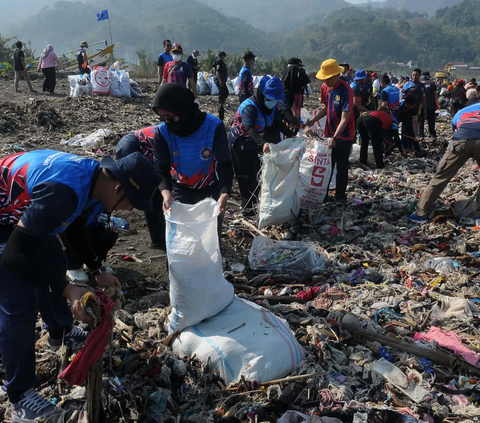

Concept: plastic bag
[[298, 139, 332, 210], [349, 143, 375, 164], [172, 296, 304, 385], [258, 137, 306, 228], [197, 72, 211, 96], [73, 75, 92, 97], [91, 68, 110, 96], [165, 198, 234, 333], [108, 70, 122, 97], [301, 108, 325, 136], [248, 236, 326, 279], [118, 71, 131, 98], [226, 78, 235, 95], [209, 76, 219, 95], [60, 129, 112, 147], [424, 257, 457, 275], [232, 76, 240, 96]]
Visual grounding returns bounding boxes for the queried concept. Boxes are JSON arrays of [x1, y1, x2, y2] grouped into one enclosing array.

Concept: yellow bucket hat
[[316, 59, 344, 80]]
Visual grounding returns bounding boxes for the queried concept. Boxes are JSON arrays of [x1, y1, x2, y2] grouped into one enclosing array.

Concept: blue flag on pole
[[96, 10, 109, 21]]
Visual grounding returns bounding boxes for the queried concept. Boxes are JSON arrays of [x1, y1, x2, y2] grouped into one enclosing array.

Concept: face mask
[[172, 54, 182, 62], [166, 119, 184, 133], [264, 99, 278, 109]]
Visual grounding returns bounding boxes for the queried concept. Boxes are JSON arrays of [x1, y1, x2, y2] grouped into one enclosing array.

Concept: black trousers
[[357, 114, 385, 168], [399, 112, 421, 151], [329, 140, 353, 201], [418, 108, 437, 138], [451, 102, 463, 116], [230, 138, 262, 211], [64, 224, 118, 270], [42, 67, 56, 93]]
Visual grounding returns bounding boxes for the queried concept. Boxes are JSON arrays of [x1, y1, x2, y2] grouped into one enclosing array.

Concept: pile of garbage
[[68, 62, 142, 99]]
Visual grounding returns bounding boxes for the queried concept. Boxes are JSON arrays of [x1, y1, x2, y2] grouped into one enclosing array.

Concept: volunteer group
[[4, 38, 480, 422]]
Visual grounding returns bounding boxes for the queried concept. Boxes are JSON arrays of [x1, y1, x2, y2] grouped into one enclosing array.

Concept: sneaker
[[66, 268, 89, 283], [47, 325, 89, 350], [408, 213, 428, 224], [11, 388, 60, 422]]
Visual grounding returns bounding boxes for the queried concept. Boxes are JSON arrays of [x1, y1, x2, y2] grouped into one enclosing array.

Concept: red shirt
[[370, 111, 394, 130], [321, 78, 355, 141]]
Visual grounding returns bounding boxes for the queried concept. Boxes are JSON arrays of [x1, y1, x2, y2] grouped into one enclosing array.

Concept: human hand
[[63, 284, 95, 323], [217, 193, 229, 214], [162, 190, 174, 212], [303, 125, 315, 137], [328, 137, 336, 149], [95, 272, 121, 290], [263, 143, 271, 153]]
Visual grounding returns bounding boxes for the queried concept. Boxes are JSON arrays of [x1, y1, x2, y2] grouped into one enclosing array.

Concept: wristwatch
[[91, 265, 106, 277]]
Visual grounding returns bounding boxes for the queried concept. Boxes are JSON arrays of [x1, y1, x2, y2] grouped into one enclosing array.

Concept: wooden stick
[[224, 372, 326, 391], [240, 218, 267, 237]]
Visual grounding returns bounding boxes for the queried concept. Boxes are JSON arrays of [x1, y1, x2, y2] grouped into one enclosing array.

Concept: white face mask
[[172, 54, 182, 62]]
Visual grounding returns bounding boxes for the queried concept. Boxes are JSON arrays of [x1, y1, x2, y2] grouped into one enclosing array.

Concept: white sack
[[172, 296, 304, 385], [258, 137, 306, 229], [165, 198, 234, 333], [91, 68, 110, 96]]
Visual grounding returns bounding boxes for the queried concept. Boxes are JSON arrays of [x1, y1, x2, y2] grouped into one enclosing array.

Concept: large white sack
[[68, 75, 82, 97], [165, 198, 234, 333], [299, 140, 332, 210], [91, 68, 110, 96], [349, 143, 375, 164], [209, 76, 219, 95], [73, 76, 92, 97], [172, 296, 305, 385], [226, 78, 235, 95], [258, 137, 306, 229]]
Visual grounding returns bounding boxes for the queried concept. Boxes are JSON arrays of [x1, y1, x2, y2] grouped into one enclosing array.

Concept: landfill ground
[[1, 73, 480, 423]]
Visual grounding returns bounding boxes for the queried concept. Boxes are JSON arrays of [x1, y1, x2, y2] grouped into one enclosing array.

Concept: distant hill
[[5, 0, 278, 60], [199, 0, 349, 32], [356, 0, 464, 16], [0, 0, 74, 27]]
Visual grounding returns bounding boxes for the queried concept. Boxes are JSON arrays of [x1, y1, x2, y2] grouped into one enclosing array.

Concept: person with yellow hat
[[305, 59, 355, 204]]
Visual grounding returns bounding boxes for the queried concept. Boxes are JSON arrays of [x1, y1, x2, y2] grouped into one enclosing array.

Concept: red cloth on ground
[[59, 291, 115, 386], [295, 286, 321, 301]]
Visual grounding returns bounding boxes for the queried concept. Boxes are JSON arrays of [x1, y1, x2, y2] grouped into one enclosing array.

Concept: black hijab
[[152, 83, 206, 137], [282, 65, 311, 106]]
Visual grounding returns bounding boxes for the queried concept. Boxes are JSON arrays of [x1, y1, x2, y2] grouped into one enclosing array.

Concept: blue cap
[[100, 152, 162, 212], [354, 70, 368, 81], [259, 76, 286, 101]]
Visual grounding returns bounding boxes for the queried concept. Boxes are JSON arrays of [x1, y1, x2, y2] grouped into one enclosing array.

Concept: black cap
[[100, 153, 162, 212], [219, 51, 227, 57], [339, 63, 349, 68], [287, 57, 303, 66], [243, 51, 256, 61]]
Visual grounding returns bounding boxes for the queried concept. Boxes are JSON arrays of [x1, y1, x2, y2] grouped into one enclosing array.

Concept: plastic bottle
[[97, 213, 130, 231]]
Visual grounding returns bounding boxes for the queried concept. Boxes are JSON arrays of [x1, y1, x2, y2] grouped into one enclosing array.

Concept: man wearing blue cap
[[0, 150, 161, 422], [229, 76, 297, 214]]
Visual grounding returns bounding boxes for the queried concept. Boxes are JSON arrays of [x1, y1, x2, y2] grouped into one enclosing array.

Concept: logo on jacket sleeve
[[200, 147, 213, 160]]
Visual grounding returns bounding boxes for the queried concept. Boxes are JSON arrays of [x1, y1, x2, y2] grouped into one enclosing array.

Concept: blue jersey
[[158, 114, 222, 189], [401, 81, 425, 105], [229, 98, 277, 143], [321, 79, 355, 141], [452, 103, 480, 140], [381, 85, 401, 120], [239, 66, 254, 102], [0, 150, 99, 234], [157, 52, 173, 67]]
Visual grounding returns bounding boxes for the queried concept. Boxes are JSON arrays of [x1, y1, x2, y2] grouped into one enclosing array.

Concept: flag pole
[[107, 16, 113, 46]]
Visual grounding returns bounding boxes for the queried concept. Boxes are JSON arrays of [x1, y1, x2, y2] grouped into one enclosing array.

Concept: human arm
[[241, 105, 266, 146], [353, 95, 368, 112], [212, 125, 233, 213], [37, 58, 42, 73], [65, 208, 121, 290], [189, 77, 198, 98], [328, 110, 352, 149], [273, 109, 297, 138], [53, 52, 64, 69], [161, 64, 169, 85], [158, 66, 164, 84], [153, 129, 174, 210]]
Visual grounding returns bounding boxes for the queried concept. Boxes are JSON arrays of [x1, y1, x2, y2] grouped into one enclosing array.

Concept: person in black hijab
[[152, 83, 233, 237], [282, 57, 311, 119]]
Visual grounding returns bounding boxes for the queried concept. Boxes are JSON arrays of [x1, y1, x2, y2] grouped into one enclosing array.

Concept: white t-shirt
[[373, 78, 381, 97]]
